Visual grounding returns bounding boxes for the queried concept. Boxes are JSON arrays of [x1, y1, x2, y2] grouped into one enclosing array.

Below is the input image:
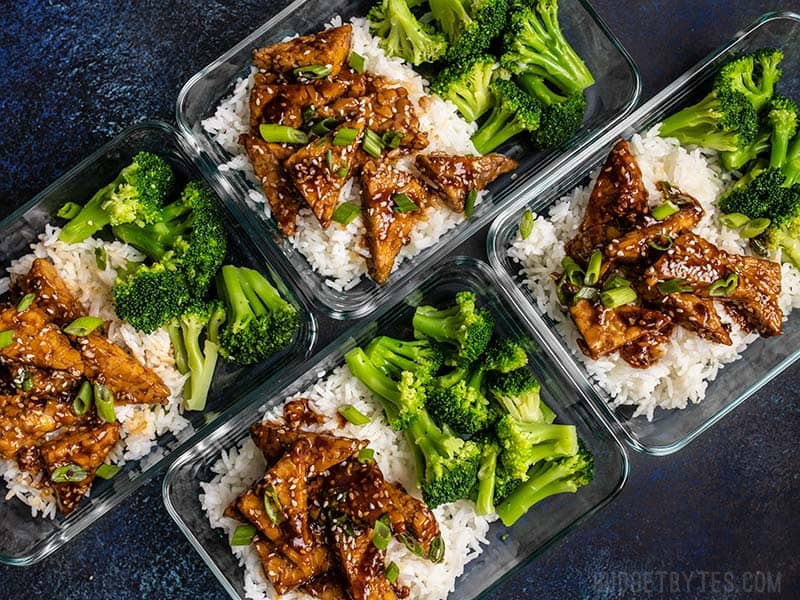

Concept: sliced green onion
[[64, 316, 104, 337], [357, 448, 375, 463], [333, 127, 359, 146], [464, 189, 477, 218], [392, 193, 419, 214], [337, 166, 349, 179], [293, 64, 332, 80], [362, 129, 385, 158], [429, 535, 445, 563], [0, 329, 14, 349], [720, 212, 750, 229], [648, 236, 673, 251], [338, 404, 370, 425], [500, 533, 510, 542], [519, 209, 534, 240], [16, 293, 35, 312], [657, 278, 693, 295], [95, 246, 108, 270], [20, 372, 33, 392], [57, 202, 82, 219], [95, 464, 122, 480], [385, 561, 400, 584], [709, 273, 739, 297], [263, 486, 283, 525], [584, 250, 603, 285], [740, 217, 771, 239], [333, 202, 361, 225], [259, 123, 309, 145], [602, 275, 631, 290], [651, 200, 680, 220], [326, 149, 334, 172], [381, 130, 403, 149], [311, 117, 339, 136], [51, 463, 88, 483], [561, 256, 584, 286], [372, 517, 392, 550], [302, 105, 317, 124], [348, 51, 366, 74], [94, 383, 116, 423], [73, 380, 93, 416], [600, 286, 637, 308], [574, 286, 598, 302], [230, 524, 257, 546], [398, 532, 424, 557]]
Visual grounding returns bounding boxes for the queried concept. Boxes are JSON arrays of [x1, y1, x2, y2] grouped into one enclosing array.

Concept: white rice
[[200, 365, 493, 600], [2, 225, 190, 518], [202, 16, 480, 291], [507, 127, 800, 420]]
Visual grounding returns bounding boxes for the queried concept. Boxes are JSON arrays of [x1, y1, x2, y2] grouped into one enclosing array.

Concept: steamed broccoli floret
[[429, 0, 508, 62], [345, 346, 425, 431], [412, 290, 494, 363], [404, 409, 481, 507], [716, 48, 783, 113], [720, 122, 772, 171], [112, 260, 192, 334], [495, 413, 578, 481], [483, 337, 528, 373], [60, 151, 174, 243], [216, 265, 298, 364], [431, 54, 499, 123], [364, 335, 444, 384], [368, 0, 448, 66], [488, 367, 555, 423], [496, 441, 593, 526], [501, 0, 594, 96], [493, 465, 522, 505], [167, 301, 224, 411], [471, 79, 542, 154], [426, 364, 494, 435], [518, 72, 587, 149], [764, 95, 799, 170]]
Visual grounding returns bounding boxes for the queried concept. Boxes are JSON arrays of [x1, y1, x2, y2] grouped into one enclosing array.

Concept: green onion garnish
[[51, 463, 88, 483], [73, 380, 93, 416], [519, 209, 534, 240], [63, 316, 104, 337], [719, 212, 750, 229], [326, 149, 335, 172], [584, 250, 603, 285], [393, 193, 419, 214], [740, 217, 771, 239], [429, 535, 445, 563], [398, 532, 424, 557], [651, 200, 680, 220], [348, 51, 366, 74], [57, 202, 82, 219], [311, 117, 339, 136], [648, 236, 673, 251], [0, 329, 14, 349], [602, 275, 631, 290], [259, 123, 309, 145], [332, 202, 361, 225], [338, 404, 370, 425], [657, 278, 693, 295], [464, 189, 477, 218], [95, 246, 108, 270], [263, 486, 283, 525], [362, 129, 385, 158], [372, 517, 392, 550], [561, 256, 585, 286], [381, 130, 403, 149], [16, 293, 35, 312], [600, 286, 637, 308], [574, 286, 598, 302], [20, 372, 33, 392], [293, 64, 332, 79], [709, 273, 739, 297], [337, 166, 349, 179], [333, 127, 359, 146], [385, 562, 400, 584], [94, 383, 116, 423], [95, 464, 122, 480], [230, 524, 257, 546], [500, 533, 510, 542], [302, 105, 317, 124], [357, 448, 375, 463]]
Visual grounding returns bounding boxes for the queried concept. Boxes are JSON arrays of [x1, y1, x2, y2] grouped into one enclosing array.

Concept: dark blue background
[[1, 1, 798, 598]]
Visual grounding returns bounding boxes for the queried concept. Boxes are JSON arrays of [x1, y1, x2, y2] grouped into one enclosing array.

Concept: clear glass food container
[[488, 11, 800, 455], [175, 0, 641, 319], [0, 121, 317, 565], [163, 256, 629, 600]]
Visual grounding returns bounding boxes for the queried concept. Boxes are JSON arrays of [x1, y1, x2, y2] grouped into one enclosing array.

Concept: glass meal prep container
[[175, 0, 641, 319], [488, 11, 800, 456], [162, 256, 629, 600], [0, 120, 317, 566]]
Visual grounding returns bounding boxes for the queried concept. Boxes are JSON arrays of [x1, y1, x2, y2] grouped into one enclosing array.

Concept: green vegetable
[[357, 448, 375, 463], [657, 278, 693, 295], [16, 293, 35, 312], [496, 414, 579, 482], [483, 337, 528, 373], [363, 129, 385, 158], [430, 53, 499, 123], [326, 149, 335, 171], [263, 486, 283, 524], [561, 256, 584, 285], [385, 562, 400, 584], [740, 217, 771, 238], [94, 383, 116, 423], [333, 127, 359, 146], [94, 246, 108, 270], [719, 212, 750, 229], [368, 0, 448, 66], [51, 463, 89, 483], [651, 200, 680, 220], [57, 202, 82, 220], [338, 404, 371, 426], [259, 123, 309, 144], [429, 536, 445, 563], [519, 209, 534, 239], [488, 367, 554, 424], [475, 438, 499, 515], [709, 273, 739, 297], [583, 250, 602, 285], [427, 363, 494, 435], [464, 189, 477, 218], [600, 286, 637, 308], [372, 517, 392, 550], [332, 202, 361, 225], [471, 79, 541, 154], [95, 464, 122, 480], [230, 524, 257, 546], [63, 316, 104, 337], [292, 64, 332, 79], [73, 381, 93, 416], [311, 117, 339, 136], [517, 72, 588, 150], [429, 0, 508, 62], [348, 51, 366, 73], [648, 236, 673, 251], [393, 193, 419, 213], [381, 131, 403, 149]]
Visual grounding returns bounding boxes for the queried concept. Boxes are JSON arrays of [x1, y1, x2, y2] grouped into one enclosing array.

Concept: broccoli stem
[[167, 321, 189, 374], [59, 181, 115, 243], [220, 265, 255, 328], [476, 443, 498, 515], [184, 338, 219, 411], [239, 267, 291, 316], [471, 106, 524, 155], [659, 92, 720, 137], [344, 347, 404, 422], [518, 73, 565, 105], [496, 477, 578, 526], [412, 305, 459, 343]]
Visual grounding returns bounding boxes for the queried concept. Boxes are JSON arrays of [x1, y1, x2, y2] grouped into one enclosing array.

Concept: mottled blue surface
[[0, 1, 798, 598]]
